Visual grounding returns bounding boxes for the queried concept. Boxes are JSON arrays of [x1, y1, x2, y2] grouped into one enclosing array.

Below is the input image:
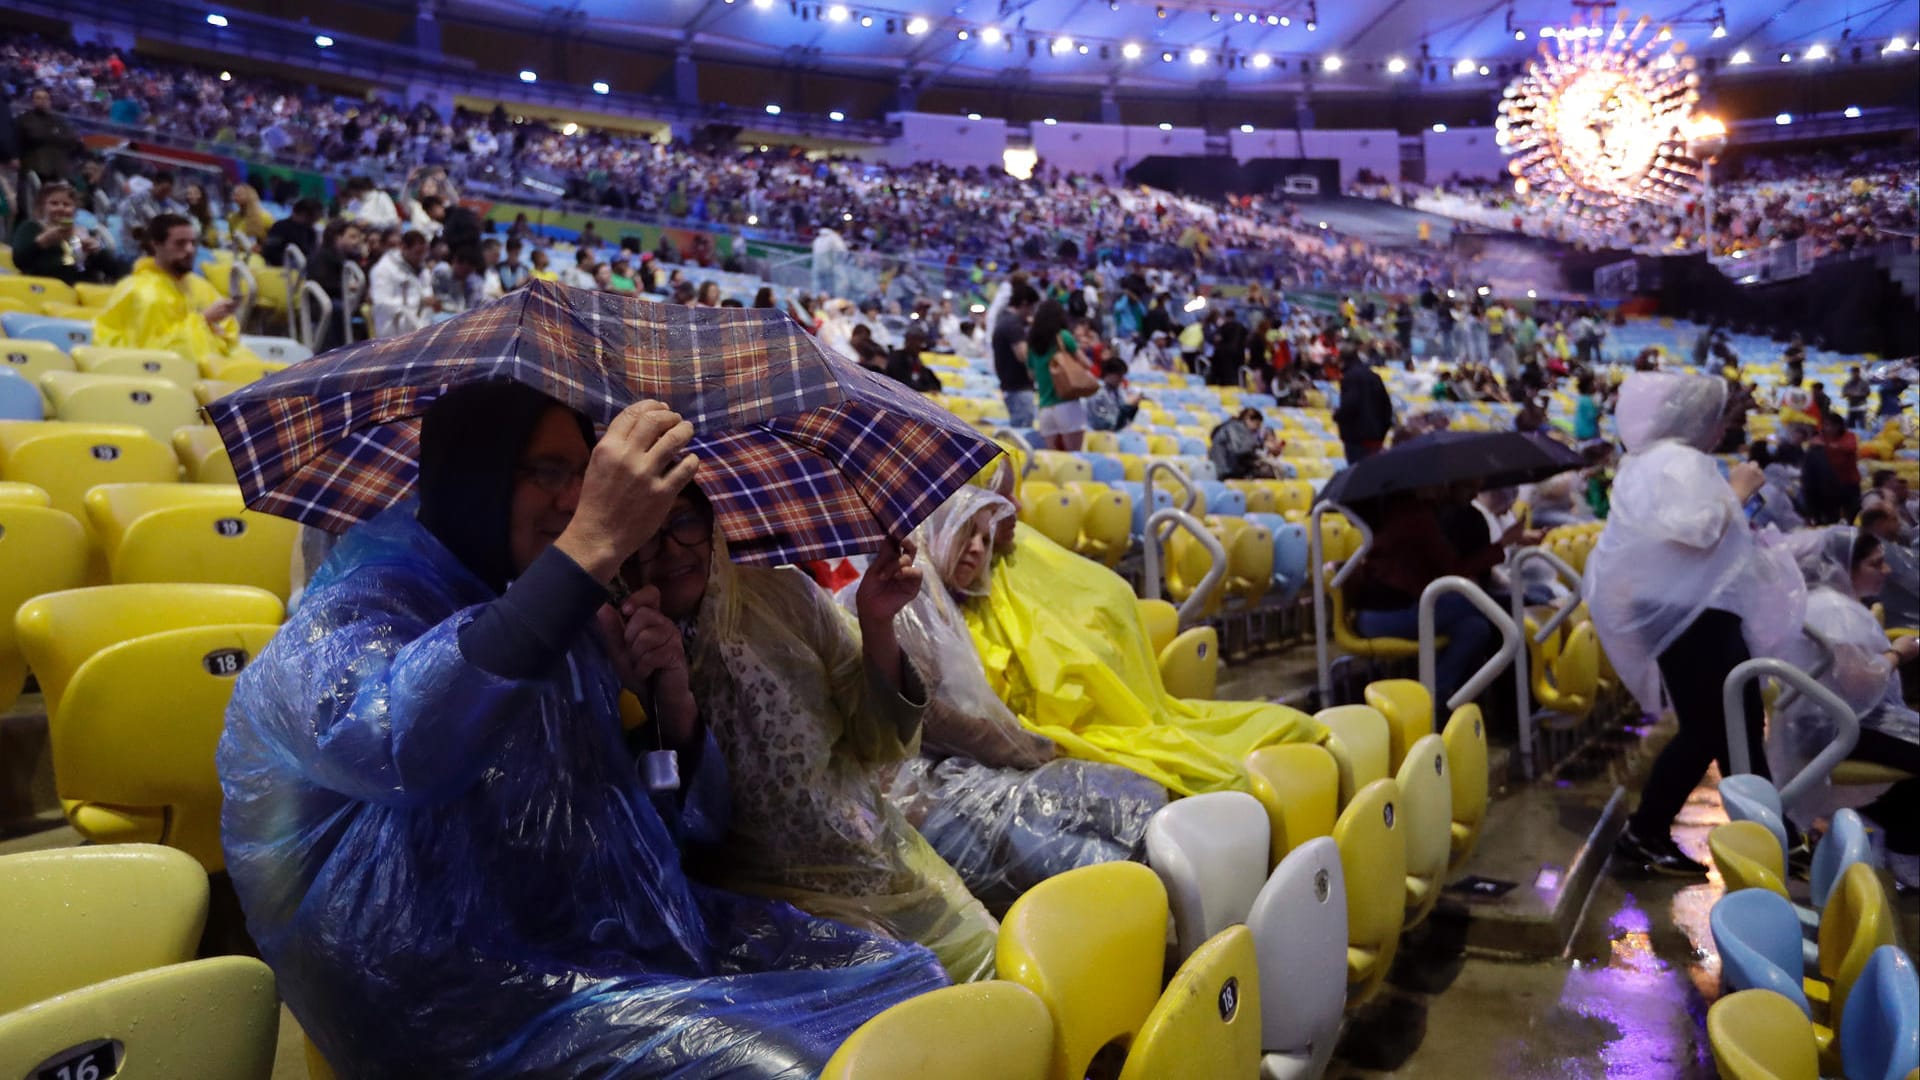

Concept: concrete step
[[1437, 714, 1676, 960]]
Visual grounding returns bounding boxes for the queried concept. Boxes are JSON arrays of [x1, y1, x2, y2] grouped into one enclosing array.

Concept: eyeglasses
[[515, 461, 586, 495], [633, 512, 713, 562]]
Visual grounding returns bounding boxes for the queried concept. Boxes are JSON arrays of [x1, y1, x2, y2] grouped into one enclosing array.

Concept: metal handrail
[[1144, 459, 1202, 554], [294, 281, 332, 350], [992, 428, 1038, 478], [1507, 544, 1585, 780], [1772, 625, 1837, 714], [1143, 507, 1227, 625], [227, 261, 259, 336], [340, 263, 367, 345], [1723, 658, 1858, 807], [1309, 499, 1369, 700], [1418, 576, 1521, 714]]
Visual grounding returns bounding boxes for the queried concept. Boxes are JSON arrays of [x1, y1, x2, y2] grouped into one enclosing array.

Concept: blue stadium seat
[[1084, 454, 1126, 484], [1116, 481, 1175, 539], [2, 316, 93, 352], [1842, 945, 1920, 1080], [0, 368, 42, 420], [1177, 436, 1208, 457], [1117, 432, 1150, 456], [1709, 888, 1810, 1015], [1196, 482, 1245, 517]]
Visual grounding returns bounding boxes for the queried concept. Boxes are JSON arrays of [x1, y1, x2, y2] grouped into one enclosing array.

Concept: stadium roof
[[445, 0, 1919, 90]]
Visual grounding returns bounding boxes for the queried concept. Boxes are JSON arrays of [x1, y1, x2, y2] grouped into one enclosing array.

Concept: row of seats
[[1706, 816, 1917, 1080], [824, 677, 1489, 1080], [0, 845, 282, 1080]]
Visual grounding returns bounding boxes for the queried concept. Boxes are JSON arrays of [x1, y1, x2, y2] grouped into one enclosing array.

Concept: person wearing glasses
[[615, 484, 1002, 983], [219, 382, 946, 1077]]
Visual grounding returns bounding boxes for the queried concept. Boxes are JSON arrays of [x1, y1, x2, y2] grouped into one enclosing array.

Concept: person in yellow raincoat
[[950, 483, 1321, 796], [93, 213, 246, 367], [618, 486, 999, 982]]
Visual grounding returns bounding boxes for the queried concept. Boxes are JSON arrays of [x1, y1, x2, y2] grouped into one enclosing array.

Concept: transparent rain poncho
[[219, 508, 947, 1078], [683, 538, 1000, 983], [1584, 372, 1807, 713], [940, 490, 1321, 796], [853, 488, 1168, 905], [1768, 526, 1917, 817]]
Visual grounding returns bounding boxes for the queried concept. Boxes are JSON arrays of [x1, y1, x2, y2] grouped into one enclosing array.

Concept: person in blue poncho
[[218, 382, 948, 1078]]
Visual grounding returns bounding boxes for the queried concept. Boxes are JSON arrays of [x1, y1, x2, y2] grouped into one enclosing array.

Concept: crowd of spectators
[[1396, 147, 1920, 261], [0, 32, 1466, 295]]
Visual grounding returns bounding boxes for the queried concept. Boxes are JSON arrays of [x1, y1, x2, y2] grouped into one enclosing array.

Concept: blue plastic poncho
[[219, 507, 947, 1078]]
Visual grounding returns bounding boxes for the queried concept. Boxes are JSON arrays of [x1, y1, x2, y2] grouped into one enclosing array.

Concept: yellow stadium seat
[[1116, 925, 1262, 1080], [1442, 705, 1490, 874], [1814, 862, 1896, 1048], [1526, 617, 1599, 720], [0, 502, 87, 715], [1244, 744, 1339, 867], [1395, 734, 1452, 929], [1333, 778, 1406, 1009], [173, 425, 239, 483], [307, 1039, 341, 1080], [1147, 434, 1181, 457], [0, 845, 209, 1014], [1116, 452, 1147, 481], [1, 338, 77, 389], [1272, 480, 1313, 519], [1364, 679, 1434, 775], [1018, 477, 1058, 506], [0, 956, 281, 1080], [74, 282, 116, 308], [1076, 486, 1133, 567], [194, 378, 243, 406], [81, 483, 239, 560], [83, 483, 297, 600], [39, 370, 200, 444], [249, 261, 294, 312], [1317, 705, 1393, 808], [1710, 821, 1789, 898], [39, 301, 93, 321], [1026, 487, 1087, 551], [1223, 521, 1273, 608], [824, 982, 1053, 1080], [0, 295, 39, 315], [1084, 431, 1120, 454], [0, 275, 78, 307], [1227, 479, 1277, 514], [201, 356, 287, 385], [72, 345, 200, 389], [1166, 526, 1221, 616], [1137, 597, 1179, 655], [0, 421, 181, 530], [1158, 623, 1220, 700], [1707, 989, 1819, 1080], [996, 861, 1169, 1080], [0, 244, 12, 271], [15, 583, 287, 872], [0, 480, 49, 506]]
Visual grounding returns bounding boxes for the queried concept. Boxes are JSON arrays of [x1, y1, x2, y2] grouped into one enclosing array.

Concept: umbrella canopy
[[205, 281, 1000, 565], [1314, 429, 1585, 510]]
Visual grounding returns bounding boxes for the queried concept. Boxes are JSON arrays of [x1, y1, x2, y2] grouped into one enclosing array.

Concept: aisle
[[1329, 783, 1731, 1079]]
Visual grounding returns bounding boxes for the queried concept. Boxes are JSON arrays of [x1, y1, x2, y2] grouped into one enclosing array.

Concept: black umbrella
[[1314, 430, 1585, 510]]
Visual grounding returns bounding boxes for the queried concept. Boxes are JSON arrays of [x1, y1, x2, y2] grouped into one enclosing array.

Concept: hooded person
[[1769, 526, 1920, 854], [218, 383, 946, 1077], [1586, 371, 1807, 875], [951, 476, 1322, 797], [618, 484, 1001, 983], [871, 484, 1169, 904]]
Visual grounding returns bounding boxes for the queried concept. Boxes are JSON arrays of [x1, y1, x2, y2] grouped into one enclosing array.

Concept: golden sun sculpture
[[1497, 13, 1712, 224]]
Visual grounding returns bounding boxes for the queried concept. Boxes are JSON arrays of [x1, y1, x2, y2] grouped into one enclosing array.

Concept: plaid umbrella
[[204, 280, 1002, 565]]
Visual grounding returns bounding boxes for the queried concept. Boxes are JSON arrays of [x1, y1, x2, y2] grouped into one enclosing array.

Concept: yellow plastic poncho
[[92, 258, 242, 365], [688, 540, 998, 983], [958, 500, 1321, 796]]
